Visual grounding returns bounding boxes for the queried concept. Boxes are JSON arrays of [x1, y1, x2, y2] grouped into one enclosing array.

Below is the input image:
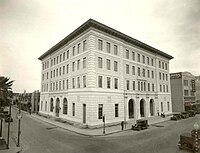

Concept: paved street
[[3, 108, 200, 153]]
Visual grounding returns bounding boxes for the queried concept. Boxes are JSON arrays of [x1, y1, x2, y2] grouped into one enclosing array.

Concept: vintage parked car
[[132, 119, 149, 131], [180, 112, 189, 119], [178, 129, 200, 152], [170, 113, 182, 121], [187, 110, 196, 117]]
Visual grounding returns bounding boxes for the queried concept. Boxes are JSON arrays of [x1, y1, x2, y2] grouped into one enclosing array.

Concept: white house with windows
[[38, 19, 173, 127]]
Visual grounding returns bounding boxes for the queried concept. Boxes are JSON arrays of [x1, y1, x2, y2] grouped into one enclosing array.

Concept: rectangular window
[[152, 71, 154, 79], [98, 76, 103, 88], [106, 59, 111, 70], [60, 54, 62, 63], [126, 49, 129, 59], [166, 74, 168, 81], [57, 56, 59, 64], [152, 83, 155, 92], [53, 70, 55, 77], [72, 62, 75, 72], [184, 80, 188, 86], [107, 77, 111, 88], [132, 81, 135, 90], [77, 60, 80, 70], [98, 57, 103, 68], [163, 85, 165, 92], [51, 71, 52, 78], [63, 80, 65, 90], [106, 42, 111, 53], [59, 67, 62, 76], [159, 61, 161, 68], [77, 77, 80, 88], [159, 72, 162, 80], [142, 68, 145, 77], [47, 72, 49, 79], [63, 66, 65, 75], [132, 52, 135, 61], [126, 64, 129, 74], [148, 83, 150, 91], [56, 68, 58, 77], [167, 102, 170, 111], [147, 70, 150, 78], [114, 45, 118, 55], [142, 55, 145, 64], [98, 104, 103, 119], [151, 58, 154, 66], [54, 58, 56, 65], [83, 40, 87, 51], [72, 103, 75, 116], [77, 43, 80, 54], [98, 39, 103, 50], [127, 80, 129, 90], [163, 73, 165, 80], [72, 46, 75, 56], [162, 62, 164, 69], [138, 67, 141, 76], [137, 53, 140, 62], [114, 61, 118, 71], [66, 79, 69, 89], [165, 63, 168, 70], [114, 78, 118, 89], [147, 57, 149, 65], [72, 78, 75, 88], [56, 82, 58, 90], [63, 52, 65, 61], [132, 66, 135, 75], [166, 85, 169, 92], [115, 104, 119, 117], [160, 84, 162, 92], [67, 50, 69, 59], [66, 64, 69, 74], [138, 81, 140, 91], [83, 57, 86, 69], [83, 76, 86, 88], [51, 59, 53, 67], [184, 90, 189, 96]]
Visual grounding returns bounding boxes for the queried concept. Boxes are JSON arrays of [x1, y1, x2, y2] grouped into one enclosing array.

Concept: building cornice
[[38, 19, 174, 60]]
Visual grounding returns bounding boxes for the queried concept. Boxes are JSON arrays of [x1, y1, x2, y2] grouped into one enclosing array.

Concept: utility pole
[[7, 102, 11, 149], [17, 100, 22, 147]]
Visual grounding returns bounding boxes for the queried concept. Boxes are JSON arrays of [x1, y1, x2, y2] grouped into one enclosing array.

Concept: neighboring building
[[170, 72, 196, 112], [18, 91, 32, 111], [31, 90, 40, 113], [195, 76, 200, 103], [38, 19, 173, 127]]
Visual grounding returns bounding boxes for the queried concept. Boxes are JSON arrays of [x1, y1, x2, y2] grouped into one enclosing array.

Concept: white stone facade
[[39, 19, 173, 127]]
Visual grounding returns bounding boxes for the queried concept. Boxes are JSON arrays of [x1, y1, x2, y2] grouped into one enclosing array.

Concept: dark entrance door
[[83, 104, 86, 123], [129, 99, 134, 118], [140, 99, 145, 117], [55, 98, 60, 117]]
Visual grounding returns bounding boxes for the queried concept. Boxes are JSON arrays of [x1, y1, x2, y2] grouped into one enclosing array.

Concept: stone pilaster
[[87, 35, 96, 88]]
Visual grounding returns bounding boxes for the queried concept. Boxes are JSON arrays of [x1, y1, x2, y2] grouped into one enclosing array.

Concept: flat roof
[[38, 19, 174, 60]]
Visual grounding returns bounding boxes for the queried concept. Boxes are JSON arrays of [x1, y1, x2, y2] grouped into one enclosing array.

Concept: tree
[[0, 76, 14, 108]]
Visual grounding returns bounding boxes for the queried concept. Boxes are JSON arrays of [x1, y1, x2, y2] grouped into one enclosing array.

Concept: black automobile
[[187, 110, 196, 117], [170, 113, 182, 121], [180, 112, 189, 119], [132, 119, 149, 131]]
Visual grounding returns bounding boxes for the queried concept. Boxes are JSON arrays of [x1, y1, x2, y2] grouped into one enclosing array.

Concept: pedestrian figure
[[121, 121, 124, 130]]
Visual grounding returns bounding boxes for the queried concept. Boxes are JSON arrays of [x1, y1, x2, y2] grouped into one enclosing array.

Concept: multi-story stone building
[[170, 72, 196, 112], [31, 90, 40, 113], [38, 19, 173, 127]]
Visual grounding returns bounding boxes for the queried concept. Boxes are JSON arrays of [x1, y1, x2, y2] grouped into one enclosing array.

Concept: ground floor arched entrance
[[55, 98, 60, 117], [140, 99, 145, 117], [128, 99, 135, 119]]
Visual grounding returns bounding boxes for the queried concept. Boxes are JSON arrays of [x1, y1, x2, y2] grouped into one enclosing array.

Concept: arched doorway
[[63, 98, 68, 115], [128, 99, 134, 119], [140, 99, 145, 117], [150, 99, 154, 116], [55, 98, 60, 117], [50, 98, 54, 112]]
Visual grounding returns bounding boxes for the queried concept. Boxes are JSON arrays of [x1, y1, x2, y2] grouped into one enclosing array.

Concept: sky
[[0, 0, 200, 93]]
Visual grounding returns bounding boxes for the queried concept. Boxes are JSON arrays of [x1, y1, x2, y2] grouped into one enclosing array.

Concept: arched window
[[50, 98, 54, 112], [63, 98, 68, 114]]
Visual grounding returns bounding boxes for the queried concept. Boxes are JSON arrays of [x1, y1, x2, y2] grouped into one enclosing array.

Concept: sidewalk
[[30, 113, 171, 137]]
